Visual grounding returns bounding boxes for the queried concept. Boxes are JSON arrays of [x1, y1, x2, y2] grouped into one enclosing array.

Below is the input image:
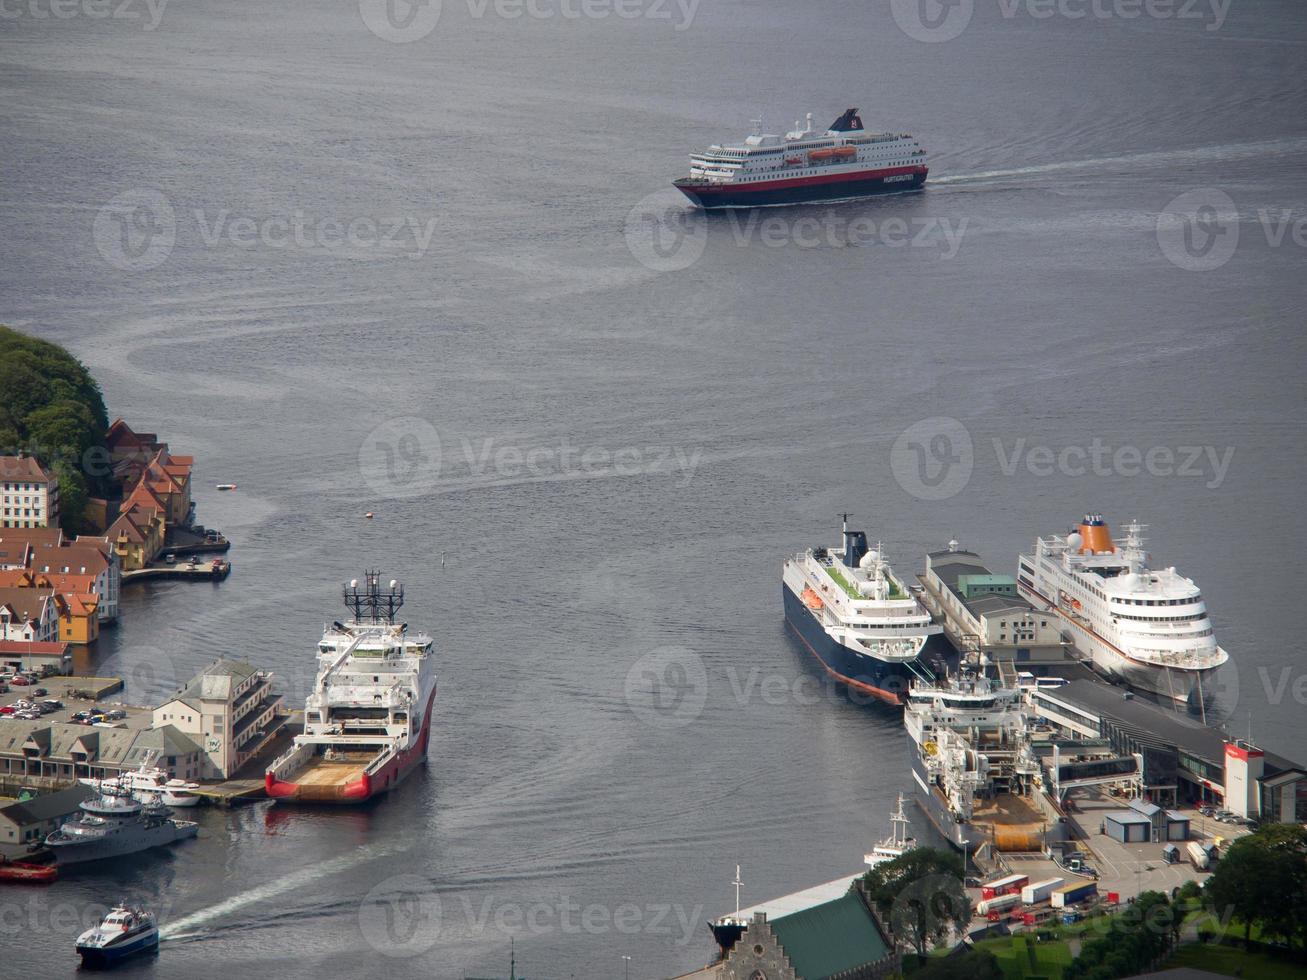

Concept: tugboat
[[75, 904, 159, 966], [673, 108, 928, 209]]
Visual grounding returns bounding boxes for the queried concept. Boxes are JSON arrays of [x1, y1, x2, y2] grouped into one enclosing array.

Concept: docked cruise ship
[[905, 665, 1047, 852], [673, 109, 928, 209], [781, 519, 940, 703], [1017, 515, 1229, 706], [265, 571, 437, 803]]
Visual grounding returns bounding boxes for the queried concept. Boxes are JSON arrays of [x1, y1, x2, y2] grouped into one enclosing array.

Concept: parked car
[[32, 688, 47, 697], [10, 676, 30, 686], [0, 706, 16, 716], [164, 553, 177, 564], [104, 709, 127, 721], [70, 711, 91, 721], [40, 699, 63, 710]]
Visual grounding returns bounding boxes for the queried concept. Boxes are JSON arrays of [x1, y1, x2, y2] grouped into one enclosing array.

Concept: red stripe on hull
[[785, 619, 904, 706], [266, 687, 437, 804], [679, 164, 926, 196]]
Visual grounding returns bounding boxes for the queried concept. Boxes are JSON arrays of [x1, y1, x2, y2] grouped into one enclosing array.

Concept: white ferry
[[1017, 515, 1229, 706], [781, 518, 940, 703], [673, 108, 928, 209], [265, 571, 437, 803]]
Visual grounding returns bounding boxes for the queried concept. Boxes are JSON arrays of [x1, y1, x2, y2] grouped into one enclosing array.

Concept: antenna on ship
[[343, 569, 404, 624], [732, 864, 744, 920], [750, 116, 762, 136]]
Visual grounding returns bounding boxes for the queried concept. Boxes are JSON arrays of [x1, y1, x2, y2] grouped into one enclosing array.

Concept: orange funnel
[[1077, 514, 1115, 554]]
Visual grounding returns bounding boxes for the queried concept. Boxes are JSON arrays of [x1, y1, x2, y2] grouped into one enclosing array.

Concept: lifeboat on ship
[[784, 155, 803, 165], [801, 587, 825, 611], [808, 146, 857, 163]]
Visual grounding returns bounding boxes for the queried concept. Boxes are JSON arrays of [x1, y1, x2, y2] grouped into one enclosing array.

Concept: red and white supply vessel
[[673, 108, 928, 209], [265, 571, 436, 803]]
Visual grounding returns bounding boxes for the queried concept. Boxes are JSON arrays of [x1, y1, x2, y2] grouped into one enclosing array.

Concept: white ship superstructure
[[266, 571, 437, 803], [781, 518, 940, 702], [674, 108, 928, 208], [1017, 515, 1228, 705]]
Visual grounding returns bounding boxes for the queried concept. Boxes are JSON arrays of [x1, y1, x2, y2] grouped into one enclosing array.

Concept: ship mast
[[343, 570, 404, 625]]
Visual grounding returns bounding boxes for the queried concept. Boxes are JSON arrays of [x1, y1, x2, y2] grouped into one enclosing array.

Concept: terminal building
[[1029, 679, 1307, 820], [922, 543, 1068, 668]]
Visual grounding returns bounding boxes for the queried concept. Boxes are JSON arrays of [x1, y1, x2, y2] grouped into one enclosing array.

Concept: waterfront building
[[923, 543, 1067, 667], [711, 893, 899, 980], [153, 660, 284, 779], [0, 721, 202, 784], [0, 783, 96, 856], [0, 587, 60, 644], [0, 639, 71, 675], [0, 454, 59, 530]]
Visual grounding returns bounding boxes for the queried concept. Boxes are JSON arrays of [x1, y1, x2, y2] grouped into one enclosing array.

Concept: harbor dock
[[122, 558, 231, 584]]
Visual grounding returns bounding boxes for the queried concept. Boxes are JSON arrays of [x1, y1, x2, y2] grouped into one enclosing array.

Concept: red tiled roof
[[31, 546, 108, 578], [0, 639, 67, 655], [0, 455, 54, 484], [0, 587, 55, 622], [107, 514, 147, 544]]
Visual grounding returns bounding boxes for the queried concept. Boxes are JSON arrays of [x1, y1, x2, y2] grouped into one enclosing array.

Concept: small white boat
[[81, 757, 202, 808], [216, 483, 237, 491], [76, 904, 159, 966]]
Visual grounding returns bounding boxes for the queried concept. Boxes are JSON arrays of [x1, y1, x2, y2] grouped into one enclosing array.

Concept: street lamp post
[[622, 954, 631, 980]]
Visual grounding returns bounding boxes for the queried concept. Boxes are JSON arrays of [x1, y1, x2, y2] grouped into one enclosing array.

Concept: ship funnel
[[1076, 514, 1115, 554], [844, 529, 869, 569]]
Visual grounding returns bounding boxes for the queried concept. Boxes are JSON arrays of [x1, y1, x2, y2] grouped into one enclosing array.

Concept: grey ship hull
[[50, 820, 198, 865]]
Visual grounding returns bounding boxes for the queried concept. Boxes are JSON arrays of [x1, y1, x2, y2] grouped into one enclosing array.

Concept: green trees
[[0, 325, 110, 533], [1205, 823, 1307, 950], [856, 846, 971, 959], [1064, 890, 1178, 980]]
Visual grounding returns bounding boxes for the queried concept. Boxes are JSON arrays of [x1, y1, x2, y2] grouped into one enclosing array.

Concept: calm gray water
[[2, 0, 1306, 976]]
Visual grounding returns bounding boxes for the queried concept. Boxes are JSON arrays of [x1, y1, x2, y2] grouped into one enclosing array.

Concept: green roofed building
[[719, 891, 898, 980]]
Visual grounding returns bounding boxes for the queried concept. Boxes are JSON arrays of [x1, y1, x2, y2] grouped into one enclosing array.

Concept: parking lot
[[1064, 790, 1251, 900], [0, 671, 150, 731]]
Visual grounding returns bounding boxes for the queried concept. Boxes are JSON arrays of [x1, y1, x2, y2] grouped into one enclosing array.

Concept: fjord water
[[2, 0, 1306, 976]]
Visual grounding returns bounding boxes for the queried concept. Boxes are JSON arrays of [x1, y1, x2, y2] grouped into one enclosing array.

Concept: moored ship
[[45, 785, 197, 865], [1017, 515, 1229, 706], [781, 518, 940, 703], [904, 663, 1050, 853], [265, 571, 437, 803], [673, 108, 928, 209]]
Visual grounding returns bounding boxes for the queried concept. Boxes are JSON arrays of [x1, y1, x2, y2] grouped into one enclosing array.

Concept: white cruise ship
[[1017, 515, 1229, 706], [673, 108, 928, 209], [265, 571, 437, 803], [781, 518, 940, 703]]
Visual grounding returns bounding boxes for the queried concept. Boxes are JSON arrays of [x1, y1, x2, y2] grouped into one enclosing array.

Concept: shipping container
[[1050, 881, 1097, 907], [1021, 878, 1065, 904], [980, 874, 1029, 900], [977, 893, 1023, 916]]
